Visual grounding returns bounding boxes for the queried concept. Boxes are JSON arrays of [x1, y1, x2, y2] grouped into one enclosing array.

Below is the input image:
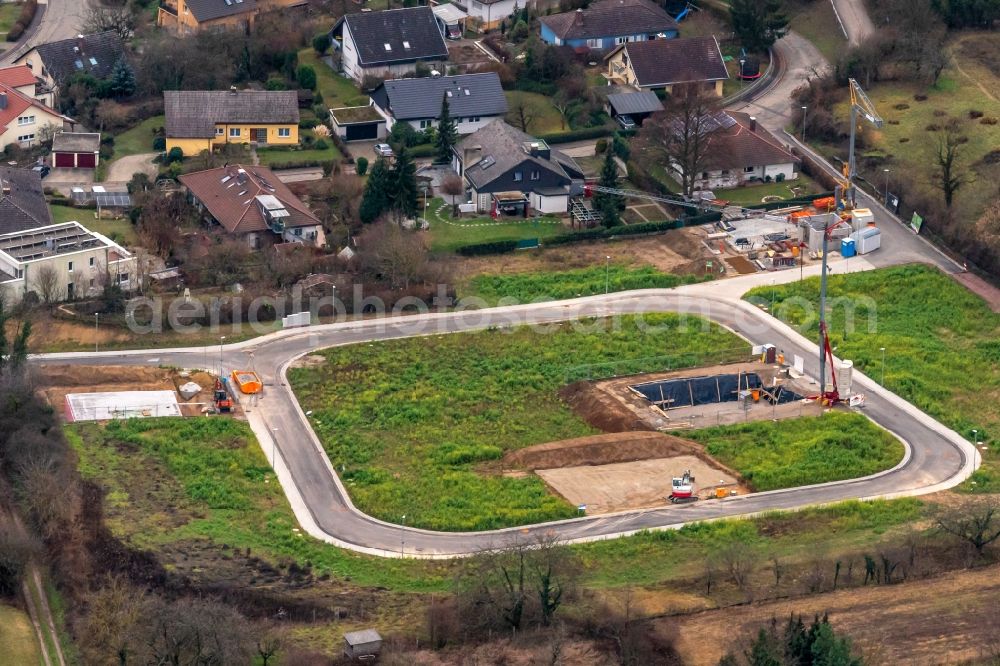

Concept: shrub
[[539, 126, 612, 144], [355, 156, 368, 176], [312, 33, 331, 55], [313, 139, 329, 150], [775, 172, 786, 182], [969, 110, 984, 119], [764, 174, 773, 183], [595, 138, 608, 154], [611, 134, 630, 161], [265, 77, 287, 91], [982, 117, 998, 125], [297, 65, 317, 91], [152, 136, 166, 151], [165, 147, 184, 164], [455, 240, 519, 256], [298, 117, 321, 130]]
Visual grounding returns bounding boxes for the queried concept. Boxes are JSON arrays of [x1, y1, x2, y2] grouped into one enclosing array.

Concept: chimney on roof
[[0, 92, 7, 110], [464, 144, 482, 166], [77, 34, 85, 52], [1, 179, 10, 197], [748, 116, 757, 132], [230, 85, 238, 95]]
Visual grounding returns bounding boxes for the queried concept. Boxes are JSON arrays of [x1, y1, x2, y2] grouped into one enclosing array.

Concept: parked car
[[373, 143, 394, 158], [616, 115, 636, 130], [32, 164, 50, 179]]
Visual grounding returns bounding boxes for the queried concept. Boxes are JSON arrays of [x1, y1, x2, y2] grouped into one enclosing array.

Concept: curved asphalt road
[[37, 268, 979, 558]]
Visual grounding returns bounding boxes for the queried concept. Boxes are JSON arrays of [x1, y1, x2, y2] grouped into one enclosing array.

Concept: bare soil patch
[[539, 456, 741, 513], [456, 228, 710, 278], [35, 364, 233, 418], [666, 563, 1000, 665], [725, 255, 759, 275]]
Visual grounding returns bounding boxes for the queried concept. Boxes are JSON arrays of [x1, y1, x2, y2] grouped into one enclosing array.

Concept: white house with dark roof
[[370, 72, 507, 134], [13, 31, 126, 103], [453, 0, 517, 31], [452, 120, 584, 215], [331, 7, 449, 84]]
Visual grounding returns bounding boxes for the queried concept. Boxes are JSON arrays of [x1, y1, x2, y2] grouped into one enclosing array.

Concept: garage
[[51, 131, 101, 169], [330, 106, 386, 142]]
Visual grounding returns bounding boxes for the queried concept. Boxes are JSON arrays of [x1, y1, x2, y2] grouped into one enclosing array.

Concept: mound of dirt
[[560, 381, 653, 433], [504, 431, 742, 482], [35, 364, 170, 388]]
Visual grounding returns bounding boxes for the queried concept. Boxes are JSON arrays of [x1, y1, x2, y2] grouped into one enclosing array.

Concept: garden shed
[[51, 132, 101, 169], [343, 629, 382, 660], [329, 106, 387, 142]]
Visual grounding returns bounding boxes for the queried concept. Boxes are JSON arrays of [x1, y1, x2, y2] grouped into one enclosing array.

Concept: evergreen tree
[[435, 92, 458, 165], [359, 156, 391, 223], [594, 148, 623, 228], [389, 147, 418, 221], [730, 0, 789, 53], [0, 300, 30, 377], [109, 58, 136, 99]]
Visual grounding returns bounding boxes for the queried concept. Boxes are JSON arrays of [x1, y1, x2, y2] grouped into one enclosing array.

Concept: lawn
[[289, 315, 748, 530], [461, 264, 708, 304], [299, 48, 368, 108], [0, 604, 41, 666], [746, 264, 1000, 490], [110, 115, 164, 160], [0, 3, 20, 37], [504, 90, 566, 135], [714, 173, 823, 206], [425, 197, 568, 252], [49, 205, 138, 245], [688, 412, 904, 492], [66, 418, 451, 593], [787, 0, 848, 66], [257, 129, 341, 167]]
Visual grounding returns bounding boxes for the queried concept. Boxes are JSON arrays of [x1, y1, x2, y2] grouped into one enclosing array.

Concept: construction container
[[812, 196, 837, 211], [715, 487, 728, 499], [231, 370, 262, 394], [841, 238, 856, 258], [853, 226, 881, 254], [850, 208, 874, 230], [837, 360, 854, 396]]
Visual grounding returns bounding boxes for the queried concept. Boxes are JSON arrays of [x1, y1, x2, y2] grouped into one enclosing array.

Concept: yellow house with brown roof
[[164, 89, 299, 156]]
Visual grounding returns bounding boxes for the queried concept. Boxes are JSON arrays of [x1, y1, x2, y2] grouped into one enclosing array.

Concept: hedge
[[407, 143, 437, 158], [455, 239, 519, 256], [539, 126, 613, 144]]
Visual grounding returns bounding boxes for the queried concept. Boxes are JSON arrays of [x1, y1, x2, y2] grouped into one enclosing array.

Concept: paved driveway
[[104, 153, 158, 186]]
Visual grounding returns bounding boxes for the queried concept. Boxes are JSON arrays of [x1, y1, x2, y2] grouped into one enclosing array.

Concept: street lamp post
[[605, 256, 611, 294], [219, 336, 226, 376], [94, 312, 99, 352], [739, 59, 745, 91], [400, 514, 406, 557], [801, 106, 808, 142], [883, 168, 891, 205], [879, 347, 886, 385], [271, 427, 279, 466], [973, 429, 978, 446]]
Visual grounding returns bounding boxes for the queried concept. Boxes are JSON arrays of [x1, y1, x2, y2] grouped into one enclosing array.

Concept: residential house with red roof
[[0, 65, 52, 107], [669, 111, 801, 191], [0, 75, 72, 151], [178, 164, 325, 250]]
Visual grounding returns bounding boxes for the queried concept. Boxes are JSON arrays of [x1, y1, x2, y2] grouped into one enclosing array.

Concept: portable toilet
[[854, 226, 881, 254], [837, 360, 854, 396], [840, 238, 856, 258]]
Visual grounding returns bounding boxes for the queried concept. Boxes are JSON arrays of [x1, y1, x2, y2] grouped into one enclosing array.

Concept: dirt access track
[[666, 563, 1000, 665]]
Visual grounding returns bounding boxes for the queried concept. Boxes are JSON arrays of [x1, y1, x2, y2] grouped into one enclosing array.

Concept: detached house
[[540, 0, 678, 51], [452, 0, 516, 31], [13, 31, 125, 103], [0, 65, 51, 107], [158, 0, 308, 33], [331, 7, 449, 84], [671, 112, 800, 191], [164, 89, 299, 156], [452, 120, 584, 215], [370, 72, 507, 134], [0, 80, 73, 151], [179, 164, 325, 249], [606, 35, 728, 95]]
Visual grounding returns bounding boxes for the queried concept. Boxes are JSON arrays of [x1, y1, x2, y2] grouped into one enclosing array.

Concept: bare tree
[[358, 222, 428, 290], [440, 173, 466, 217], [76, 575, 146, 666], [719, 540, 758, 601], [83, 4, 136, 40], [937, 498, 1000, 558], [638, 83, 716, 197], [933, 121, 969, 208], [508, 99, 538, 133], [31, 264, 60, 304], [552, 90, 572, 131]]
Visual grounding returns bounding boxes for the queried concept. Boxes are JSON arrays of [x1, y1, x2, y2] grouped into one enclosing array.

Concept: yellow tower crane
[[838, 78, 884, 211]]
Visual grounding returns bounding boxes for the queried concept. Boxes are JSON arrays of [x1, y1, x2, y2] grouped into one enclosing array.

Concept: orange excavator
[[214, 377, 233, 413]]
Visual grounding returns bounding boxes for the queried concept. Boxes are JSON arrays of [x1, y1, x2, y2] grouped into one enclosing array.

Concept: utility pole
[[605, 255, 611, 294], [883, 168, 891, 205], [801, 106, 807, 142], [94, 312, 99, 352]]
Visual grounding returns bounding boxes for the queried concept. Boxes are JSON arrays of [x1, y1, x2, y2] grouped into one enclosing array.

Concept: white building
[[370, 72, 507, 135], [331, 7, 449, 84], [0, 222, 136, 304]]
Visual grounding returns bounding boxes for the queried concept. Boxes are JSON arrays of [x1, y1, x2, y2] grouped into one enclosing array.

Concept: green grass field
[[504, 90, 566, 135], [715, 173, 823, 206], [299, 49, 369, 108], [747, 264, 1000, 490], [67, 419, 452, 592], [425, 197, 567, 251], [461, 265, 707, 304], [0, 3, 21, 38], [110, 115, 164, 160], [49, 205, 138, 245], [290, 315, 747, 530], [689, 412, 904, 491], [257, 129, 341, 167], [787, 0, 848, 66], [0, 604, 41, 666]]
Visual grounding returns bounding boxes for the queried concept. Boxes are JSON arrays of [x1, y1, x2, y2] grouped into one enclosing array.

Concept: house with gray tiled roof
[[605, 35, 729, 95], [370, 72, 507, 135], [164, 89, 300, 156], [331, 7, 448, 84], [452, 120, 584, 215], [540, 0, 678, 51], [0, 167, 53, 236]]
